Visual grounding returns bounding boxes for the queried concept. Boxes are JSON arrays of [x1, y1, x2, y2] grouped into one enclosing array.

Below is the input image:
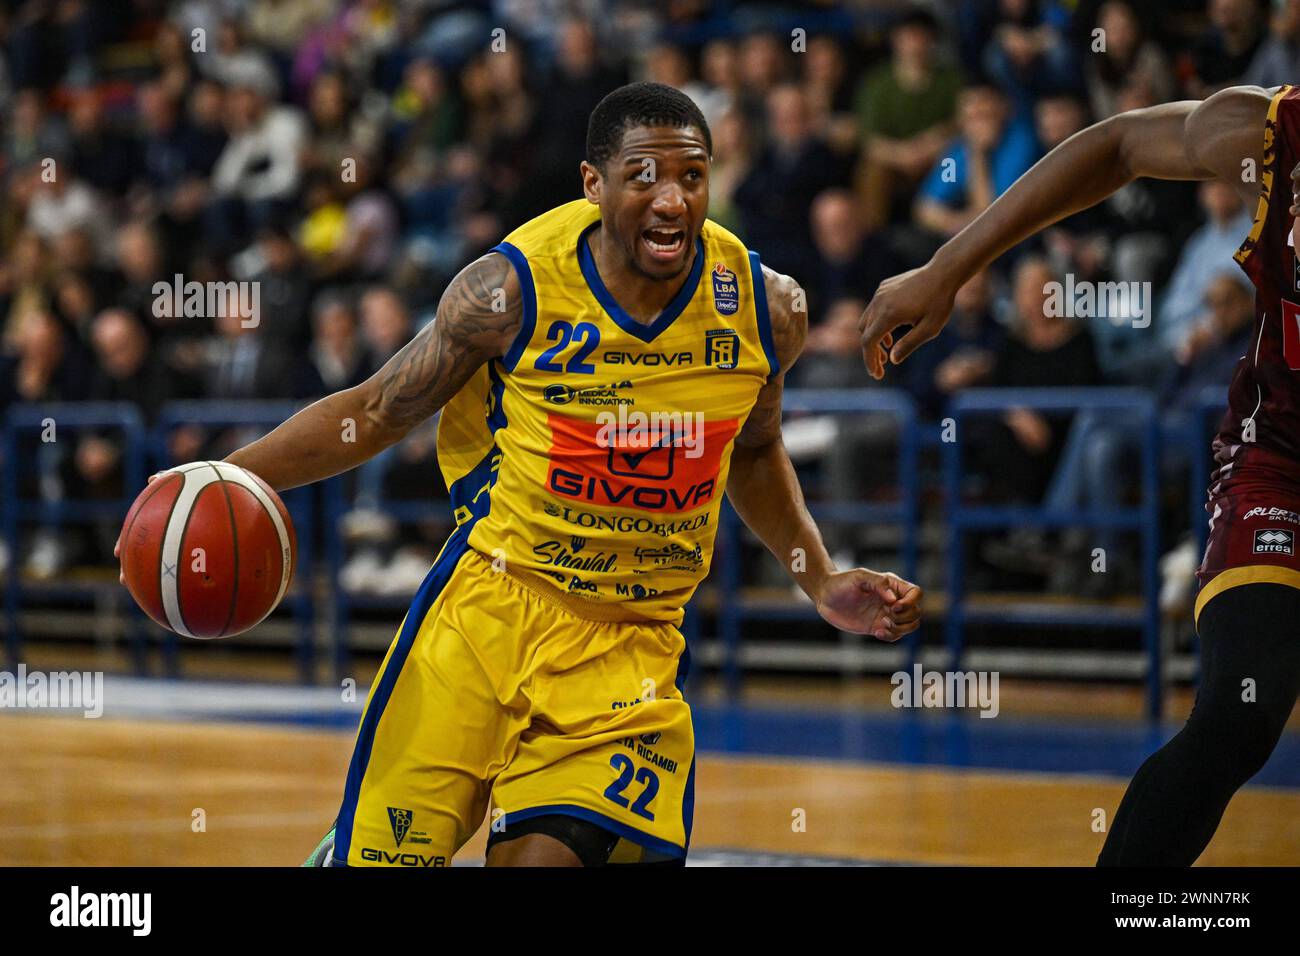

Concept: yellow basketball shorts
[[333, 531, 695, 866]]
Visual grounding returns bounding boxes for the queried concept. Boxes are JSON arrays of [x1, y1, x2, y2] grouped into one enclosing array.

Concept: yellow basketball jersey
[[434, 199, 778, 625]]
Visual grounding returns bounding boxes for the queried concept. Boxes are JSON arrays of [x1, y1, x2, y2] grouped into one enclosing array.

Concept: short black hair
[[586, 81, 712, 170], [896, 6, 941, 35]]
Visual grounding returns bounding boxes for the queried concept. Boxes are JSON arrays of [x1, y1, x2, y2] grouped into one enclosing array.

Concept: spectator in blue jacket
[[914, 85, 1040, 241]]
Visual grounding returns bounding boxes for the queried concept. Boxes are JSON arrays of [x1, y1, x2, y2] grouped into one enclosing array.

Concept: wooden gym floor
[[2, 710, 1297, 866]]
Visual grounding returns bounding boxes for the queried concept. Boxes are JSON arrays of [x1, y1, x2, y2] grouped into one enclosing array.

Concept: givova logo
[[545, 413, 737, 513], [359, 847, 448, 866], [594, 406, 706, 460]]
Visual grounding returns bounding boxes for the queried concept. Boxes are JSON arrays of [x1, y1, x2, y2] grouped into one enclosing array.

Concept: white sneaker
[[25, 531, 66, 581], [781, 415, 839, 463], [375, 548, 434, 597], [1159, 536, 1199, 614], [340, 548, 386, 594], [340, 508, 396, 546]]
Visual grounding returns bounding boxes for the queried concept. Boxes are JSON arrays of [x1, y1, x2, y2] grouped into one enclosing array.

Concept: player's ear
[[580, 160, 602, 205]]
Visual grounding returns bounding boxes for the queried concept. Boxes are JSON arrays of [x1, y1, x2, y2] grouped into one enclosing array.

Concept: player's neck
[[586, 226, 696, 326]]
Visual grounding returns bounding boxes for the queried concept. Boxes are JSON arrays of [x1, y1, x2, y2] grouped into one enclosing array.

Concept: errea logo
[[1254, 529, 1294, 554]]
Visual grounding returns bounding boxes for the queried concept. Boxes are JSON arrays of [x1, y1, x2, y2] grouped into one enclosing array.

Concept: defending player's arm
[[859, 85, 1275, 378], [224, 253, 522, 490], [725, 266, 922, 642]]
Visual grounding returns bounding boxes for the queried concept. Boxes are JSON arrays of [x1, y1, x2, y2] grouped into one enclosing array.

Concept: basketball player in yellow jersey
[[206, 82, 921, 866]]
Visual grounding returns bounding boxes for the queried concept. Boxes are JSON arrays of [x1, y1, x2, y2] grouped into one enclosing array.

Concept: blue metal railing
[[713, 389, 922, 697], [943, 388, 1164, 717], [2, 403, 149, 670], [3, 392, 1203, 712]]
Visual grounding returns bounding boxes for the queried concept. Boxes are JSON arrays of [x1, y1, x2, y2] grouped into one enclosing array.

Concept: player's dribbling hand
[[114, 472, 164, 585], [859, 264, 959, 380], [814, 569, 923, 642]]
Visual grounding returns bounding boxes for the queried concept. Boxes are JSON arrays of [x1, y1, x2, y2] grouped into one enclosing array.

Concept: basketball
[[119, 461, 296, 639]]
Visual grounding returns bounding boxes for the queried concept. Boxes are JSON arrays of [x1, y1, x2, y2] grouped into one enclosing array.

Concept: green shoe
[[302, 823, 337, 867]]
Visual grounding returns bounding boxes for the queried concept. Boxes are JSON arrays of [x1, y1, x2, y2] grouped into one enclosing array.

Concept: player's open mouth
[[642, 227, 686, 260]]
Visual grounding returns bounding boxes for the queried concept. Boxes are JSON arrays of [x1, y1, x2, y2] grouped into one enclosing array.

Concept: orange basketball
[[120, 461, 296, 639]]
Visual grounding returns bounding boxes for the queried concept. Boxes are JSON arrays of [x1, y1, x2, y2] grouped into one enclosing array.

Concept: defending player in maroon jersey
[[1223, 85, 1300, 460], [1200, 86, 1300, 610], [858, 84, 1300, 866]]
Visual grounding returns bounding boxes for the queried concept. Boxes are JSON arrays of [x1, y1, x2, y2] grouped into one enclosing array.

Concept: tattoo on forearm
[[376, 254, 520, 429]]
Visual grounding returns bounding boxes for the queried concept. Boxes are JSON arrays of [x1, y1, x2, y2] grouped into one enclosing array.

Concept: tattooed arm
[[224, 253, 522, 490], [725, 266, 922, 641]]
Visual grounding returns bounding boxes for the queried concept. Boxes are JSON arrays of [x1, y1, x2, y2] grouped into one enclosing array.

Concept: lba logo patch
[[712, 263, 739, 316], [1254, 529, 1294, 555]]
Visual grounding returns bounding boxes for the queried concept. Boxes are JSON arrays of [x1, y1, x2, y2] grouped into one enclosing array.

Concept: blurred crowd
[[0, 0, 1287, 598]]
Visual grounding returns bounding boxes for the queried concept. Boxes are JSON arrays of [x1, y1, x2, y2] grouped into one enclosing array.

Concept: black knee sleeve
[[486, 814, 619, 867]]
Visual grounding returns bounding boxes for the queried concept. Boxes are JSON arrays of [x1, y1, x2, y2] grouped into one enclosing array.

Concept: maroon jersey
[[1222, 84, 1300, 463], [1196, 85, 1300, 617]]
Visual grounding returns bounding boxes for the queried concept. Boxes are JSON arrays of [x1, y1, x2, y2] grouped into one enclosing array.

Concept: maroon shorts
[[1195, 443, 1300, 624]]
